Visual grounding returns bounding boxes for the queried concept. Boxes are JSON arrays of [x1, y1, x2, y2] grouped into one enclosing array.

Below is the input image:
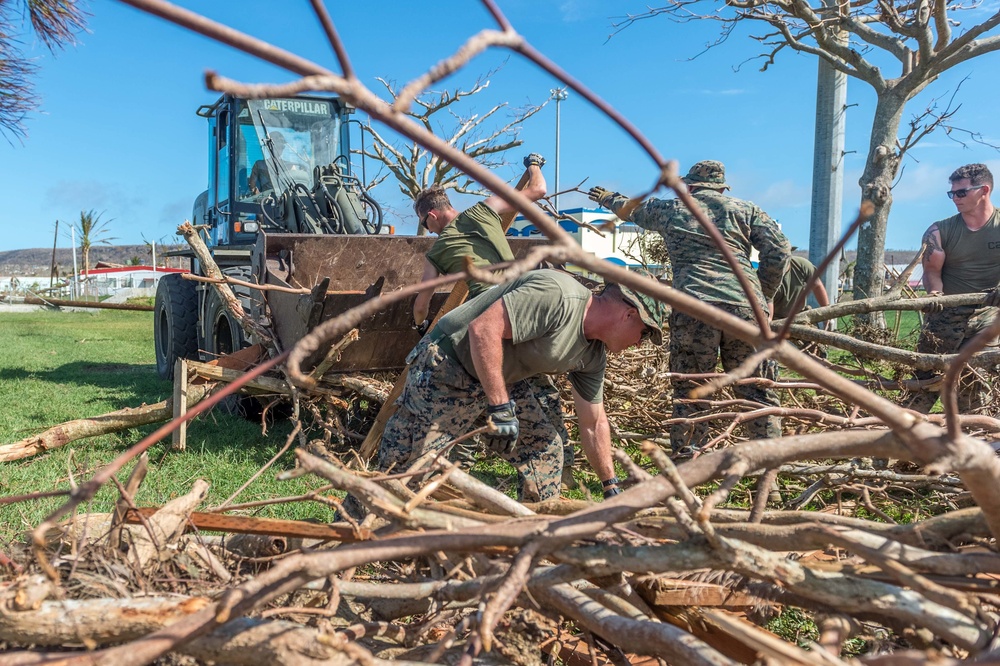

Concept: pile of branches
[[3, 414, 1000, 665]]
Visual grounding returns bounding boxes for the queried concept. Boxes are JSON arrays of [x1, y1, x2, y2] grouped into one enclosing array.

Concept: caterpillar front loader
[[153, 93, 538, 380]]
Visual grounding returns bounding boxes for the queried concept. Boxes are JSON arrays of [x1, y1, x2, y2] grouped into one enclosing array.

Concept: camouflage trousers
[[669, 304, 781, 451], [449, 374, 573, 471], [906, 305, 999, 415], [377, 338, 564, 502]]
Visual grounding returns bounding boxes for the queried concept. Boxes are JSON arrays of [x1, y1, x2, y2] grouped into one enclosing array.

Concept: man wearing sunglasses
[[589, 160, 791, 456], [411, 154, 548, 331], [371, 270, 666, 507], [908, 163, 1000, 414]]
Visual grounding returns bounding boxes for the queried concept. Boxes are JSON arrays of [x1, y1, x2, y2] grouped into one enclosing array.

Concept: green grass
[[0, 310, 334, 543], [882, 309, 922, 345]]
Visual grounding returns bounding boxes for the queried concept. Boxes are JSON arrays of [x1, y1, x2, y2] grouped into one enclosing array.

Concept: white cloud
[[751, 179, 811, 209], [890, 162, 952, 203], [558, 0, 596, 22]]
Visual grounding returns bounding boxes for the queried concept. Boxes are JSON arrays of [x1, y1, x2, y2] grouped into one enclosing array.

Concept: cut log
[[0, 383, 214, 462], [0, 595, 211, 645]]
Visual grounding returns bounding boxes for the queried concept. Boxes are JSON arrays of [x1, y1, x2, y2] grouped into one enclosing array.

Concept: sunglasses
[[418, 211, 429, 228], [947, 185, 985, 200]]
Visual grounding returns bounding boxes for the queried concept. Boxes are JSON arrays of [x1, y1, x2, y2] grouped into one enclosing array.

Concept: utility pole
[[70, 226, 79, 300], [549, 88, 568, 212], [809, 1, 847, 307], [49, 220, 59, 291]]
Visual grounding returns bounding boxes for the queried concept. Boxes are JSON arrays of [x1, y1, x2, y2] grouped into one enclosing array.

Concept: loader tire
[[204, 288, 251, 359], [154, 273, 199, 380], [204, 280, 260, 419]]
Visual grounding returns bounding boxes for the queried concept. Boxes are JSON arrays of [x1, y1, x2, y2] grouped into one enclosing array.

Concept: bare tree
[[613, 1, 1000, 319], [0, 0, 87, 141], [358, 74, 545, 234]]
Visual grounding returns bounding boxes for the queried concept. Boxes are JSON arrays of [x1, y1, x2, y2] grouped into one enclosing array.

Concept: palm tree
[[75, 209, 115, 298], [1, 1, 87, 140]]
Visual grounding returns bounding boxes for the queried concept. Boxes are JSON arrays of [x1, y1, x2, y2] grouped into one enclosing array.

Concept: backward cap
[[683, 160, 730, 191], [616, 284, 666, 346]]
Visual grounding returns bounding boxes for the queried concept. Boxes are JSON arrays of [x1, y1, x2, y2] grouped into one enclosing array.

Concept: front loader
[[154, 93, 538, 381]]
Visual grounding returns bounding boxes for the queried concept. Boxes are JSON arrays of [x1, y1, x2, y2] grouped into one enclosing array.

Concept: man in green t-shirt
[[374, 270, 666, 505], [772, 254, 831, 324], [409, 154, 581, 486], [908, 163, 1000, 414], [411, 153, 548, 328]]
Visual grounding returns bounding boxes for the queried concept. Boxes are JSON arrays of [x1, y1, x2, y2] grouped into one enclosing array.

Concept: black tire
[[154, 273, 199, 380], [204, 288, 250, 359], [204, 280, 260, 419]]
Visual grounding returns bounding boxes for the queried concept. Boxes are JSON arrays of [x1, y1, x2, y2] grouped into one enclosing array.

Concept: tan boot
[[561, 466, 578, 490]]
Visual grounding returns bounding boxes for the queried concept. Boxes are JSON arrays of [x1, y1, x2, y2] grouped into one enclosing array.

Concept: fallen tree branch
[[0, 383, 214, 462]]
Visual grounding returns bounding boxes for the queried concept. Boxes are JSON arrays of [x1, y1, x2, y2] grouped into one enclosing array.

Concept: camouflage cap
[[682, 160, 730, 191], [615, 284, 666, 346]]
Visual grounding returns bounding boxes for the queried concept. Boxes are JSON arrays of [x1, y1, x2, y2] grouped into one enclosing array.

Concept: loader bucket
[[251, 232, 544, 372]]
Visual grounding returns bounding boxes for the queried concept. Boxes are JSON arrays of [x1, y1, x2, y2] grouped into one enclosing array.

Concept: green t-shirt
[[431, 270, 608, 403], [425, 201, 515, 297], [938, 209, 1000, 294], [772, 256, 817, 319]]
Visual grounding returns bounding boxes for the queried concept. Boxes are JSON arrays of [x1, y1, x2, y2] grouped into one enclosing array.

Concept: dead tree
[[358, 74, 545, 234], [612, 1, 1000, 319]]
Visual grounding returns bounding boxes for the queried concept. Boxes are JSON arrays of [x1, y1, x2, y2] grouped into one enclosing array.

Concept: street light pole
[[549, 87, 568, 212]]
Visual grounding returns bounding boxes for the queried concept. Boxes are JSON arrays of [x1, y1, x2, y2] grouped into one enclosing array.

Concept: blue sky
[[4, 0, 1000, 254]]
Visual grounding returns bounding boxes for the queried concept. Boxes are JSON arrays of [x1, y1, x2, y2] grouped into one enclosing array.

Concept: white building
[[508, 207, 665, 276], [79, 265, 188, 298]]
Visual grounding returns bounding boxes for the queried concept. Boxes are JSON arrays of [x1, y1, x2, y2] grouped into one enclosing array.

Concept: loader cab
[[196, 94, 353, 249]]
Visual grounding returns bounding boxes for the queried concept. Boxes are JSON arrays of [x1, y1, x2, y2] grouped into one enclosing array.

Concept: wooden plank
[[124, 508, 369, 542], [187, 359, 347, 406], [701, 609, 830, 666], [358, 171, 534, 461], [640, 578, 760, 608], [171, 358, 188, 451]]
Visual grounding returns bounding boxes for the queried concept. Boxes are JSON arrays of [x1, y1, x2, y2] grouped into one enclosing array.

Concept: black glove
[[485, 400, 519, 456], [923, 291, 944, 314], [414, 319, 430, 336], [523, 153, 546, 168], [984, 288, 1000, 308], [588, 186, 617, 207]]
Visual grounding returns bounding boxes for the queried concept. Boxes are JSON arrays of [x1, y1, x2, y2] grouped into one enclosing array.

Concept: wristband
[[601, 477, 620, 488], [603, 486, 622, 499]]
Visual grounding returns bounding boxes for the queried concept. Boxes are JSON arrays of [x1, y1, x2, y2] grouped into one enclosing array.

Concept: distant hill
[[0, 245, 188, 277]]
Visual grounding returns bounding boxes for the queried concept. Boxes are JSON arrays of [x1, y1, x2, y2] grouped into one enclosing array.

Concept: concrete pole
[[809, 50, 847, 306], [70, 226, 79, 300], [49, 220, 59, 291], [550, 88, 568, 211]]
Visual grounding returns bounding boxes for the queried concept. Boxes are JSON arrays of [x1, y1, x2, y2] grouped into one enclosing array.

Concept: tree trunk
[[853, 89, 908, 327]]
